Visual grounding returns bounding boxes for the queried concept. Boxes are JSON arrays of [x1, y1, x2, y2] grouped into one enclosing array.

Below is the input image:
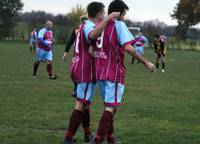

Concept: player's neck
[[89, 17, 99, 24]]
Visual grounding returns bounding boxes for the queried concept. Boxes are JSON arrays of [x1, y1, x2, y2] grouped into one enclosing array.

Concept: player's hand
[[46, 40, 52, 45], [45, 40, 53, 48], [105, 12, 120, 22], [145, 61, 156, 72], [63, 52, 67, 61]]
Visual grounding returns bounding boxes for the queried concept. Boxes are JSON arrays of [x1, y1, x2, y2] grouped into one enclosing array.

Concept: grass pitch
[[0, 41, 200, 144]]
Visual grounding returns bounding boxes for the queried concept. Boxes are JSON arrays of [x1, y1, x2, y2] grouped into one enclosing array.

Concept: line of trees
[[171, 0, 200, 39], [0, 0, 200, 43], [0, 0, 23, 39], [0, 2, 86, 43]]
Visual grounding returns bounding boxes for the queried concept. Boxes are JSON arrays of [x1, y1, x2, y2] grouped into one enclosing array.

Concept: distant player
[[131, 30, 148, 64], [62, 2, 120, 144], [155, 34, 167, 72], [153, 34, 159, 53], [91, 0, 155, 144], [63, 16, 88, 97], [32, 21, 57, 79], [29, 27, 37, 54]]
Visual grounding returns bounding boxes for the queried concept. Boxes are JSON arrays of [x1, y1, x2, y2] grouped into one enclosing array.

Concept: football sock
[[132, 57, 135, 64], [162, 62, 165, 70], [95, 111, 113, 143], [47, 63, 52, 77], [107, 120, 115, 143], [156, 62, 159, 69], [33, 62, 39, 76], [82, 108, 91, 135], [65, 110, 83, 141]]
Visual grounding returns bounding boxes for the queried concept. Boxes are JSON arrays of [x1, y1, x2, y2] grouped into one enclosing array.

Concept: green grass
[[0, 41, 200, 144]]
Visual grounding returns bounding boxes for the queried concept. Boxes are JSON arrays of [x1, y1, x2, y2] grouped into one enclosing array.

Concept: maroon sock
[[107, 120, 115, 143], [33, 62, 39, 76], [47, 63, 52, 77], [95, 111, 113, 143], [82, 108, 91, 135], [65, 110, 83, 140]]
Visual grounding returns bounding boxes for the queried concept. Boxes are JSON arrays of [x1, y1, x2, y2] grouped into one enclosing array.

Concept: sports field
[[0, 41, 200, 144]]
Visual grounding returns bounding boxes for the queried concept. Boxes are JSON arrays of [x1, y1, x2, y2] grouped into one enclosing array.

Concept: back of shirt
[[70, 20, 95, 83], [94, 20, 135, 84]]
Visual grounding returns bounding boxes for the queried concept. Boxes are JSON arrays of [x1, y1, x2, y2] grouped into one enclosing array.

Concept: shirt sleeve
[[64, 29, 76, 52], [38, 29, 45, 39], [142, 36, 148, 44], [84, 20, 95, 43], [115, 21, 135, 46]]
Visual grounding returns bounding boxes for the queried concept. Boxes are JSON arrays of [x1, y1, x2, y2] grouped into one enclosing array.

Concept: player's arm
[[125, 44, 155, 72], [116, 21, 155, 72], [64, 30, 76, 53], [38, 30, 52, 47], [63, 30, 76, 61], [90, 12, 120, 40], [38, 38, 52, 46]]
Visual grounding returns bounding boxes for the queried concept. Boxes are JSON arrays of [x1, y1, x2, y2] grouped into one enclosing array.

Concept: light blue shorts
[[35, 47, 52, 62], [98, 80, 124, 107], [30, 39, 36, 46], [136, 46, 144, 55], [76, 82, 95, 104]]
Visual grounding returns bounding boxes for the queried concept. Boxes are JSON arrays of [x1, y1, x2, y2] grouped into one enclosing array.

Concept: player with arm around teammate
[[62, 2, 120, 144], [90, 0, 155, 143]]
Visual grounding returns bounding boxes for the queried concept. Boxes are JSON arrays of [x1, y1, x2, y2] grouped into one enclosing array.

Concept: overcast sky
[[22, 0, 180, 26]]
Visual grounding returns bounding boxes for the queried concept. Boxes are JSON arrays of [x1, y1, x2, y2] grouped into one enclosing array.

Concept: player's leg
[[46, 60, 55, 79], [30, 46, 33, 54], [29, 40, 33, 54], [137, 47, 144, 64], [63, 100, 84, 144], [33, 61, 40, 78], [106, 107, 117, 144], [71, 82, 77, 97], [161, 48, 166, 72], [63, 82, 95, 143], [81, 83, 95, 142], [82, 104, 93, 143], [94, 106, 114, 144], [93, 81, 124, 144], [131, 56, 135, 64], [156, 52, 161, 71], [32, 48, 41, 78], [161, 54, 165, 72], [33, 42, 36, 54], [46, 51, 57, 79]]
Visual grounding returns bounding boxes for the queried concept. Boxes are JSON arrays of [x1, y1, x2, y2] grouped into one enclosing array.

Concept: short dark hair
[[80, 16, 88, 22], [87, 2, 105, 18], [108, 0, 129, 15], [154, 34, 159, 38]]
